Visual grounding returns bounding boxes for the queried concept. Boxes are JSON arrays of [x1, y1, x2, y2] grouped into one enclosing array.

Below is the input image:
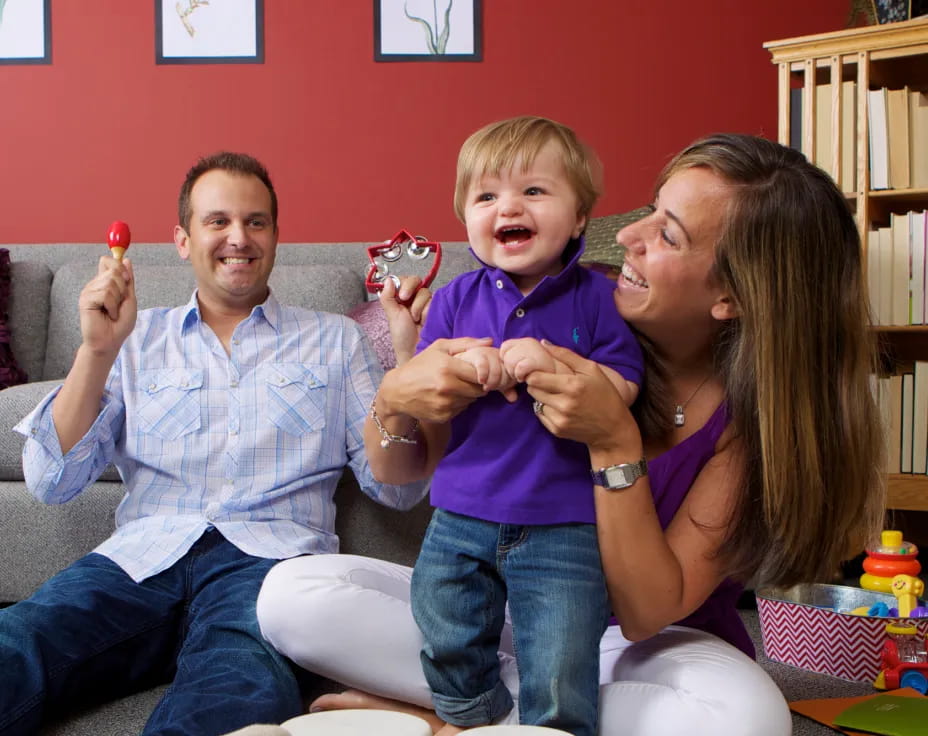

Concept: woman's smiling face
[[613, 166, 735, 343]]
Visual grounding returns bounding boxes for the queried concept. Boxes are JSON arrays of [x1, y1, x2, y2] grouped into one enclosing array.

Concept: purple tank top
[[646, 402, 754, 657]]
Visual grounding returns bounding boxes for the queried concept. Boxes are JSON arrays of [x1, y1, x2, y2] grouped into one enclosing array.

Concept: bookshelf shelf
[[767, 18, 928, 512]]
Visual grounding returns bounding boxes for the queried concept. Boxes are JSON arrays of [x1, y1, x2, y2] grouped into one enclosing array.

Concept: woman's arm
[[364, 337, 491, 485], [526, 342, 740, 640]]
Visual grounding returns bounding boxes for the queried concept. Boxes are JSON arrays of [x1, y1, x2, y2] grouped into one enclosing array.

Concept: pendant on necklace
[[674, 405, 685, 427]]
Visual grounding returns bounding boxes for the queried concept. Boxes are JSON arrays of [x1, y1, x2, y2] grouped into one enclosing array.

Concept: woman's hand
[[525, 341, 641, 456], [380, 276, 432, 365]]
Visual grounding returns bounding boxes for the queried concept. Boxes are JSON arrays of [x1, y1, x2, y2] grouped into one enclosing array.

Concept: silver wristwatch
[[590, 458, 648, 490]]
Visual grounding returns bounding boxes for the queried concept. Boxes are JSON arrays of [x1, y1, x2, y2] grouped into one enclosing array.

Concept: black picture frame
[[0, 0, 52, 66], [374, 0, 482, 62], [871, 0, 911, 23], [156, 0, 264, 65]]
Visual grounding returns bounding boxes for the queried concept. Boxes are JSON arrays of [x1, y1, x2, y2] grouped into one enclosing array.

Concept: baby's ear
[[710, 293, 740, 321]]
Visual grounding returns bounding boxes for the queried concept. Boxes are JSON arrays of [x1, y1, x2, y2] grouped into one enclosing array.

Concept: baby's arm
[[499, 338, 556, 383], [599, 365, 639, 406], [502, 338, 639, 406], [455, 346, 518, 400]]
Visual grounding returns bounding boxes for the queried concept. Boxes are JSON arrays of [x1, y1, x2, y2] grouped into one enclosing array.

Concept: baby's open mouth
[[495, 226, 532, 245]]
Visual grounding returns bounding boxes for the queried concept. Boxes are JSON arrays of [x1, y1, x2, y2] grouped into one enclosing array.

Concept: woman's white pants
[[257, 554, 791, 736]]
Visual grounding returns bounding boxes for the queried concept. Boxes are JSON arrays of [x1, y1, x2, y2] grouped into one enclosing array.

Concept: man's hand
[[380, 276, 431, 365], [378, 336, 492, 424], [499, 338, 557, 382], [78, 256, 137, 358]]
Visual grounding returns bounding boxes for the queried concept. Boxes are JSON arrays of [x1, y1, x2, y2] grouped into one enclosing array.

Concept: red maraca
[[107, 221, 131, 261]]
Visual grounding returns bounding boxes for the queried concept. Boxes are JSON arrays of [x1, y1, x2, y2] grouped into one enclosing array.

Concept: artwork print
[[156, 0, 264, 64], [0, 0, 51, 64], [375, 0, 482, 62]]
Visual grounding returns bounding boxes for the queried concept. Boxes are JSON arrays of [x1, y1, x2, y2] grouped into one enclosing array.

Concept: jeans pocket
[[263, 363, 328, 436], [136, 368, 203, 441]]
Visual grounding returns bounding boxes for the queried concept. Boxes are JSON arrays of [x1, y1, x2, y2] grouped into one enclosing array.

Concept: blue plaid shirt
[[15, 291, 428, 582]]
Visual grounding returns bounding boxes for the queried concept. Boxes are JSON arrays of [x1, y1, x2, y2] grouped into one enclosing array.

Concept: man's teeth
[[621, 263, 648, 287], [221, 257, 250, 264]]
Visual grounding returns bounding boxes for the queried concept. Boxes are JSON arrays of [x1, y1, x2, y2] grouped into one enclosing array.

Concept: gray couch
[[0, 241, 477, 735]]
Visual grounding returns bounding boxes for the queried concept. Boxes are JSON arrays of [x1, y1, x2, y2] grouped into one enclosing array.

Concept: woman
[[256, 133, 885, 736]]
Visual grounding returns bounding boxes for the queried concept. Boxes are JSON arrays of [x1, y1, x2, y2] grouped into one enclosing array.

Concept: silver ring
[[532, 400, 544, 416]]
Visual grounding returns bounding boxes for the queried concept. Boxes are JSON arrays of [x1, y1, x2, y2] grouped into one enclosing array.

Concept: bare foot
[[310, 689, 446, 734]]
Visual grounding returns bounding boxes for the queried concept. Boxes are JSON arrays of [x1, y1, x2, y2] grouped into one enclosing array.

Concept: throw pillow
[[348, 299, 397, 371], [0, 249, 28, 389]]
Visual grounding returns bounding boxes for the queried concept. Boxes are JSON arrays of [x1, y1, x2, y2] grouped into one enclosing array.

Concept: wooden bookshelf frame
[[766, 18, 928, 511]]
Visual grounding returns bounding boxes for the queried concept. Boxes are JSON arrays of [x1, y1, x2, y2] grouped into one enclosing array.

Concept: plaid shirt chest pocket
[[263, 363, 328, 436], [135, 368, 203, 441]]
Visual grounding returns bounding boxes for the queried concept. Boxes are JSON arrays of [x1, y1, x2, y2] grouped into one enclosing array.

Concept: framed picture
[[0, 0, 51, 65], [156, 0, 264, 65], [375, 0, 482, 62], [871, 0, 910, 22]]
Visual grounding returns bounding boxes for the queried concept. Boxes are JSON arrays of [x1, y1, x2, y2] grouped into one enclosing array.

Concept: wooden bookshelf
[[766, 18, 928, 511]]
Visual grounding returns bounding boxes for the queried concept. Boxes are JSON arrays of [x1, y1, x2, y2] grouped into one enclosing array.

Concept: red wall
[[0, 1, 852, 244]]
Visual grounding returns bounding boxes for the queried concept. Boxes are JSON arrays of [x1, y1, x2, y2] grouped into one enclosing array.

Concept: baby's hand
[[455, 347, 518, 401], [499, 338, 556, 383]]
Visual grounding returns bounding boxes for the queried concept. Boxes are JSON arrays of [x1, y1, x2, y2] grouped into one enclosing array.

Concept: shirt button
[[180, 381, 188, 388], [495, 280, 504, 289], [230, 429, 238, 436], [232, 338, 240, 346], [515, 308, 526, 318], [30, 428, 37, 436], [148, 383, 157, 390], [230, 380, 239, 388], [278, 377, 286, 384]]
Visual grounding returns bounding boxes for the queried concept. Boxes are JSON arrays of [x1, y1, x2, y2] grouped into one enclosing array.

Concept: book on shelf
[[889, 374, 904, 474], [910, 210, 926, 325], [891, 212, 911, 326], [840, 80, 856, 193], [908, 89, 928, 189], [869, 87, 890, 190], [879, 226, 894, 326], [887, 86, 911, 189], [868, 229, 883, 325], [913, 361, 928, 474], [790, 86, 802, 153], [902, 371, 914, 474]]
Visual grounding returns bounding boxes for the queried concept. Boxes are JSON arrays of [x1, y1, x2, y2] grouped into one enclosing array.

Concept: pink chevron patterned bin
[[756, 584, 928, 682]]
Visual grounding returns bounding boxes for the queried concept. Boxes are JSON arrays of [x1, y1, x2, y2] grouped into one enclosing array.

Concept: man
[[2, 152, 428, 735]]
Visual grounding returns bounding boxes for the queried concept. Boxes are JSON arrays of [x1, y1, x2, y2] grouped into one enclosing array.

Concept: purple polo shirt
[[417, 238, 644, 525]]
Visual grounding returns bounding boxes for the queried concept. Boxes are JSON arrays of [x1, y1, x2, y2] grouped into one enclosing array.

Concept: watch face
[[605, 465, 632, 488]]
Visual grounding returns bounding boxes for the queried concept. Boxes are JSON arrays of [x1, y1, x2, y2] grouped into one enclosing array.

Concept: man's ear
[[174, 225, 191, 260], [710, 293, 740, 321]]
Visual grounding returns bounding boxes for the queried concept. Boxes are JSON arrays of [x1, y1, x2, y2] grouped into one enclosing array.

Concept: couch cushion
[[42, 263, 367, 380], [8, 260, 53, 384], [0, 380, 62, 481]]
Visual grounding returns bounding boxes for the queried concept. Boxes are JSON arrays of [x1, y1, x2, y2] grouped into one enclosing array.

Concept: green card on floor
[[832, 693, 928, 736]]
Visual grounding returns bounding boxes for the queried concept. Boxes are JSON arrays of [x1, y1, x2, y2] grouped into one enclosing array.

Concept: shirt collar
[[469, 235, 587, 289], [180, 289, 282, 333]]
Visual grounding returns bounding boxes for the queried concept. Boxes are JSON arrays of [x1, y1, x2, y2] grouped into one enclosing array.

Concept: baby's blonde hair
[[452, 115, 600, 222]]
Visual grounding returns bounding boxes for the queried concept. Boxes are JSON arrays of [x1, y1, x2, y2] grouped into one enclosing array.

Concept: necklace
[[673, 375, 712, 427]]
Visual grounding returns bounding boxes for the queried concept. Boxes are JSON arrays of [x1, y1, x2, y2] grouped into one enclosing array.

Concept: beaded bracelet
[[370, 396, 420, 448]]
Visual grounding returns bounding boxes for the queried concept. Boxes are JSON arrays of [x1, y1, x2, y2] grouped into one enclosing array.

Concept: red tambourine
[[365, 229, 442, 303]]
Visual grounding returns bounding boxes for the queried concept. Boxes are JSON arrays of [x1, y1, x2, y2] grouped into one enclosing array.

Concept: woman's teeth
[[621, 263, 648, 287]]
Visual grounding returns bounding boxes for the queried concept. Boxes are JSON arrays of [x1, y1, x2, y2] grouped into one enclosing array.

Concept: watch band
[[590, 457, 648, 490]]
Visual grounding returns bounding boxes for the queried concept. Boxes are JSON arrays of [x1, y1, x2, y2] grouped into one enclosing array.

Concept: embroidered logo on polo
[[572, 327, 580, 345]]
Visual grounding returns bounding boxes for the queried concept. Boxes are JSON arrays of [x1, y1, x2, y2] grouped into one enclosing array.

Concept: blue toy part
[[900, 670, 928, 695], [868, 601, 891, 617]]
